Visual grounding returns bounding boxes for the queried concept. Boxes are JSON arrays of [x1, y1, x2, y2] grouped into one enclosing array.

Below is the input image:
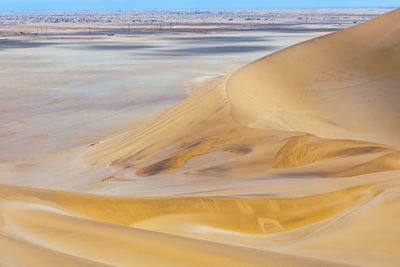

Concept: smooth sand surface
[[1, 8, 400, 267]]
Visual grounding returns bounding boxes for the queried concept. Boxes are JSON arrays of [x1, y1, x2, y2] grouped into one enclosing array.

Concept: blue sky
[[0, 0, 398, 12]]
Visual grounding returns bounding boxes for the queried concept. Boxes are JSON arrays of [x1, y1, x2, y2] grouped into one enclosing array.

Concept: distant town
[[0, 9, 389, 25]]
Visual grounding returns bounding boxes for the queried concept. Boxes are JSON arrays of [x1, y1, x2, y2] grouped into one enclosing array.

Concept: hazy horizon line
[[0, 7, 396, 13]]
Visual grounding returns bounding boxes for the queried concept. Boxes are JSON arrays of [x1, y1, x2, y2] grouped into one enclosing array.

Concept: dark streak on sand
[[137, 157, 176, 176], [224, 144, 253, 154]]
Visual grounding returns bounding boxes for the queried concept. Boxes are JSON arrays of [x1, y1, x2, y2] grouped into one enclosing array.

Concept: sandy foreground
[[1, 8, 400, 267]]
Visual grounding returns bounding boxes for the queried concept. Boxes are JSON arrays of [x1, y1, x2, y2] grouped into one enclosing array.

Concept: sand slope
[[2, 8, 400, 267], [228, 8, 400, 146], [85, 10, 400, 179]]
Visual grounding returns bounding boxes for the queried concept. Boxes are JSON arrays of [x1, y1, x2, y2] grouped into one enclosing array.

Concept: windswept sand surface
[[1, 8, 400, 267]]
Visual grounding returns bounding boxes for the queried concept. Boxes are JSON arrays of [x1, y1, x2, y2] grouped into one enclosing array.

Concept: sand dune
[[228, 8, 400, 146], [0, 184, 354, 267], [85, 10, 400, 179], [1, 8, 400, 267]]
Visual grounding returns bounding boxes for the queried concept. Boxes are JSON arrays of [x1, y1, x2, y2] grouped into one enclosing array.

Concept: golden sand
[[1, 8, 400, 267]]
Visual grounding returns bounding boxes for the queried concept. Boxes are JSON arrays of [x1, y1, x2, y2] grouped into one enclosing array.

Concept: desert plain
[[0, 8, 399, 267]]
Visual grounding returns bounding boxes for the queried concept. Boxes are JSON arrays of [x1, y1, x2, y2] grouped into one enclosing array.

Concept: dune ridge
[[228, 8, 400, 145], [0, 183, 360, 266], [1, 8, 400, 267], [84, 10, 400, 179]]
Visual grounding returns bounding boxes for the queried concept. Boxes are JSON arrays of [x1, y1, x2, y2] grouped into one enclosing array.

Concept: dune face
[[228, 8, 400, 146], [2, 8, 400, 267], [85, 9, 400, 179]]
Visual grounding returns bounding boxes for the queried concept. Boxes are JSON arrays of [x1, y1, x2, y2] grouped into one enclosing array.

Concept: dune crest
[[81, 9, 400, 266], [2, 8, 400, 267], [228, 8, 400, 145], [85, 9, 400, 180]]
